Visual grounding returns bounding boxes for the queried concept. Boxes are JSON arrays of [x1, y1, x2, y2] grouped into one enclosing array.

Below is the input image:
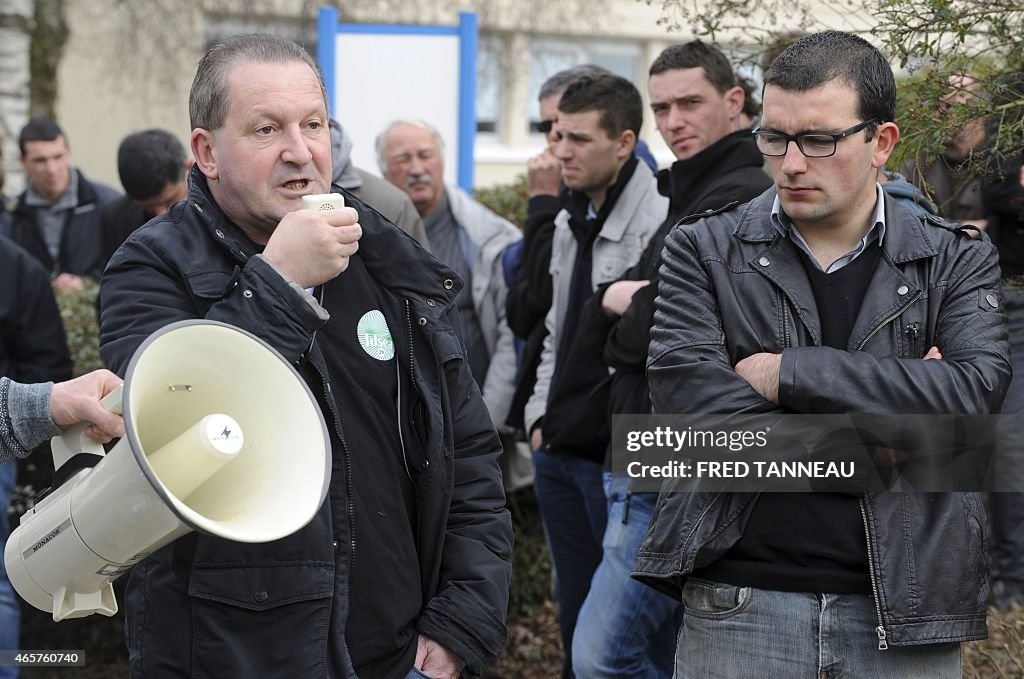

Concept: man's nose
[[667, 105, 687, 130], [780, 140, 807, 174], [546, 127, 559, 149], [280, 126, 313, 165], [407, 156, 427, 177], [553, 139, 571, 161]]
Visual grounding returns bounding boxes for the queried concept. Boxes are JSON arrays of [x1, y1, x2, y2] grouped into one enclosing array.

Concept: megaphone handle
[[51, 384, 125, 471], [102, 384, 124, 415]]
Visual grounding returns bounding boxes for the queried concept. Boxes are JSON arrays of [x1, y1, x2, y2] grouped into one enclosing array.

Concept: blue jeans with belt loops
[[673, 579, 960, 679]]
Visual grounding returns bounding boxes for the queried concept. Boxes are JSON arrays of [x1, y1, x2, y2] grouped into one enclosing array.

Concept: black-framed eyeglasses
[[752, 118, 880, 158], [536, 119, 555, 134]]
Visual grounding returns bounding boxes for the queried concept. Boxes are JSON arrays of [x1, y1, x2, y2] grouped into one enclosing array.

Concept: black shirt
[[322, 254, 421, 679], [696, 241, 883, 594]]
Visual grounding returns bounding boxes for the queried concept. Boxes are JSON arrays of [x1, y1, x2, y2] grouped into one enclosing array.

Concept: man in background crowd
[[524, 73, 665, 677], [4, 117, 119, 291], [574, 40, 770, 678], [98, 128, 190, 267], [378, 119, 529, 490]]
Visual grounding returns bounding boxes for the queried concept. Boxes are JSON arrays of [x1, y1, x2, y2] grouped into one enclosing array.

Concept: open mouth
[[282, 179, 310, 191]]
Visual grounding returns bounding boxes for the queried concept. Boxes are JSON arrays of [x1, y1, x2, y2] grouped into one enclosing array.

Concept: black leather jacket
[[633, 188, 1011, 646], [100, 170, 512, 678]]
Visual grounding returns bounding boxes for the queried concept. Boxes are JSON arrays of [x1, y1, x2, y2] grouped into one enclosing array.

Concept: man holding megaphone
[[98, 33, 512, 679]]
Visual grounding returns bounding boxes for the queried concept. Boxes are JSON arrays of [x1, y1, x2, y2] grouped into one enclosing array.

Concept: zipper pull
[[876, 625, 888, 651], [904, 322, 920, 340]]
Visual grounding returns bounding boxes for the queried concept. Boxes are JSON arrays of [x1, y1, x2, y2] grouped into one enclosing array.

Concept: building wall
[[47, 0, 845, 191], [56, 0, 201, 193]]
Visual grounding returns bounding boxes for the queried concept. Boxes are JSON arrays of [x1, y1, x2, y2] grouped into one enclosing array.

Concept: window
[[528, 38, 641, 132], [477, 34, 502, 134]]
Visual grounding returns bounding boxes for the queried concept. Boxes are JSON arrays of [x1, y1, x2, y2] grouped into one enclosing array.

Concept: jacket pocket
[[184, 270, 233, 303], [593, 235, 646, 285], [188, 564, 334, 679]]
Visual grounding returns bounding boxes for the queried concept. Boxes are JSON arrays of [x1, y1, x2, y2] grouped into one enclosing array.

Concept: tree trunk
[[0, 0, 33, 196]]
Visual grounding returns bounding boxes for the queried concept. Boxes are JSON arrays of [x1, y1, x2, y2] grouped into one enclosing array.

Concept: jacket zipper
[[782, 295, 791, 348], [855, 292, 922, 351], [903, 322, 921, 357], [403, 300, 428, 471], [313, 357, 356, 573], [854, 286, 915, 649], [860, 498, 888, 650], [395, 355, 412, 481], [307, 282, 356, 566]]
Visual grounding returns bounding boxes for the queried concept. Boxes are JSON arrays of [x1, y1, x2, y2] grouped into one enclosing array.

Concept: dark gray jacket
[[100, 170, 512, 678], [634, 188, 1010, 646], [5, 169, 120, 279]]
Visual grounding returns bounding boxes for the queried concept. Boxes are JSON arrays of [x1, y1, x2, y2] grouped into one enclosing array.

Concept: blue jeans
[[990, 284, 1024, 605], [674, 579, 960, 679], [0, 462, 19, 679], [532, 447, 607, 679], [572, 475, 683, 679]]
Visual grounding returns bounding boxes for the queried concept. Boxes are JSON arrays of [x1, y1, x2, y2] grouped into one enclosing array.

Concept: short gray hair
[[374, 119, 445, 174], [538, 64, 611, 102], [189, 33, 328, 131]]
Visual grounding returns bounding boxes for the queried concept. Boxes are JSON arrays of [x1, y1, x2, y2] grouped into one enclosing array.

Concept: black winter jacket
[[981, 152, 1024, 278], [633, 188, 1011, 647], [99, 170, 513, 678], [0, 236, 72, 383], [580, 130, 770, 425], [505, 193, 561, 431], [6, 170, 120, 279]]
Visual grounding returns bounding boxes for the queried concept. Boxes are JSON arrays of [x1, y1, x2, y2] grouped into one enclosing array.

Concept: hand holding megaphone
[[49, 379, 124, 473], [49, 369, 126, 444]]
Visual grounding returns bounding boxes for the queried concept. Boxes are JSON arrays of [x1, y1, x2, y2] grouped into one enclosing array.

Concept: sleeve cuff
[[249, 254, 330, 322], [7, 380, 60, 454]]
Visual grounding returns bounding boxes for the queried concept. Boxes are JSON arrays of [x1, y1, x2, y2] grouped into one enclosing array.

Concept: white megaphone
[[3, 320, 330, 622]]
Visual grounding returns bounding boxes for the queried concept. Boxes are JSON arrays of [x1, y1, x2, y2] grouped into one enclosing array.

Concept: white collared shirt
[[770, 184, 887, 274]]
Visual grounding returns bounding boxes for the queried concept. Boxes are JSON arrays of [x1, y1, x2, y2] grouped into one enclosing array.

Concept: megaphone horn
[[4, 320, 331, 621]]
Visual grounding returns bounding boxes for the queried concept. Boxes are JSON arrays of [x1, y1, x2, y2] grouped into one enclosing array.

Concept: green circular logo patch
[[357, 310, 395, 361]]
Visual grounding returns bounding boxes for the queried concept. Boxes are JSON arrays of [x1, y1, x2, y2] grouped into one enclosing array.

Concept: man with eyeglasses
[[633, 31, 1009, 678]]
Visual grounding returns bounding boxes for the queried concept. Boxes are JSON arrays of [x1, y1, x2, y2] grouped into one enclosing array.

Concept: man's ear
[[191, 128, 218, 180], [617, 129, 637, 161], [871, 122, 900, 169], [724, 85, 745, 122]]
